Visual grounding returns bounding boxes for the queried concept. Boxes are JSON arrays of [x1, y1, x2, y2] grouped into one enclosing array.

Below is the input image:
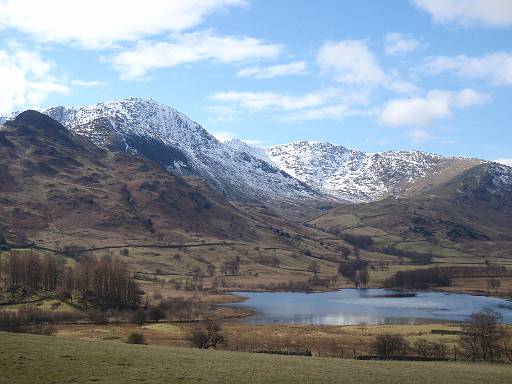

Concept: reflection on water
[[229, 289, 512, 325]]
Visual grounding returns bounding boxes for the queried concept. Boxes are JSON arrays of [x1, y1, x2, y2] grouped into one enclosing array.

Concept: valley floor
[[1, 331, 511, 384]]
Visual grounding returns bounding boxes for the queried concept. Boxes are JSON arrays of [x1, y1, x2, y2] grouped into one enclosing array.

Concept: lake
[[230, 289, 512, 325]]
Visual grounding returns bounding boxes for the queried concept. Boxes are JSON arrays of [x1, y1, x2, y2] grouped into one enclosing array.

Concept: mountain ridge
[[0, 98, 493, 205], [260, 140, 483, 202], [2, 99, 322, 205]]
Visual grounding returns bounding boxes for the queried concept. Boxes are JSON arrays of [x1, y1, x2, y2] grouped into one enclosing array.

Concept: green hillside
[[1, 332, 512, 384]]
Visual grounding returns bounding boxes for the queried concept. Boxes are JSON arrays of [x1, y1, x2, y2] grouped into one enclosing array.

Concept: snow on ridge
[[0, 98, 494, 204], [263, 140, 480, 202], [40, 98, 320, 203]]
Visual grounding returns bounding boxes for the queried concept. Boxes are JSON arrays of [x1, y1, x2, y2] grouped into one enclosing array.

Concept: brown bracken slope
[[0, 111, 345, 282]]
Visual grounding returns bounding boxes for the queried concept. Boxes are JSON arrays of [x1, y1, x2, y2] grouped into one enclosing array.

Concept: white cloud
[[379, 88, 489, 140], [409, 128, 432, 142], [453, 87, 490, 107], [413, 0, 512, 27], [211, 131, 264, 146], [109, 30, 282, 80], [316, 39, 418, 94], [422, 53, 512, 86], [212, 131, 236, 142], [285, 105, 374, 121], [26, 81, 69, 105], [495, 158, 512, 166], [380, 90, 454, 128], [70, 79, 106, 88], [387, 79, 421, 94], [0, 48, 68, 114], [211, 90, 328, 111], [206, 105, 241, 123], [384, 33, 420, 55], [317, 40, 387, 85], [0, 0, 247, 48], [237, 61, 308, 78], [210, 88, 370, 122]]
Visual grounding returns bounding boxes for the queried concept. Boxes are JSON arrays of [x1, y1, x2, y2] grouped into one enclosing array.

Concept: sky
[[0, 0, 511, 164]]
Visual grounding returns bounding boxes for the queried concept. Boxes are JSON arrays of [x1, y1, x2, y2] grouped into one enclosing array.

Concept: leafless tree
[[308, 260, 320, 276], [188, 321, 224, 349], [207, 264, 216, 277], [372, 334, 410, 358], [460, 309, 509, 362], [220, 256, 240, 275]]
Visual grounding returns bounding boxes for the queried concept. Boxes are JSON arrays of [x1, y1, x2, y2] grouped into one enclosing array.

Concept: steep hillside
[[0, 110, 255, 243], [37, 99, 319, 204], [0, 111, 344, 285], [264, 141, 481, 202], [310, 163, 512, 263], [2, 100, 486, 207]]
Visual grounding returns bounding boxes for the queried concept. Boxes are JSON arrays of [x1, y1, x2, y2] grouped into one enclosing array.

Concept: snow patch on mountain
[[263, 141, 474, 202], [3, 99, 321, 203], [2, 99, 497, 205], [490, 164, 512, 190]]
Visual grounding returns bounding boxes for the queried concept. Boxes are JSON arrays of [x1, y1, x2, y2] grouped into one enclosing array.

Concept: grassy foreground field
[[1, 332, 512, 384]]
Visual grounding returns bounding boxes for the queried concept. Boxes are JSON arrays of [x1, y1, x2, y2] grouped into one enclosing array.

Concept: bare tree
[[188, 321, 224, 349], [372, 334, 410, 358], [488, 279, 501, 291], [308, 260, 320, 276], [414, 339, 447, 360], [460, 309, 508, 362], [358, 268, 369, 287], [148, 307, 165, 323], [0, 251, 141, 309], [220, 256, 240, 275], [207, 264, 216, 277], [340, 246, 351, 260]]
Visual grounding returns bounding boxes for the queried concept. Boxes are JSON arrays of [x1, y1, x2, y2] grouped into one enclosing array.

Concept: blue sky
[[0, 0, 511, 163]]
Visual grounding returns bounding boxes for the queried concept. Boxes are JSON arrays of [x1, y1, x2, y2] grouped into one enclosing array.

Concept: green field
[[1, 332, 511, 384]]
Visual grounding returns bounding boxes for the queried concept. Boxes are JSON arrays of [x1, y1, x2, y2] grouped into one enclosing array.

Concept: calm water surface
[[230, 289, 512, 325]]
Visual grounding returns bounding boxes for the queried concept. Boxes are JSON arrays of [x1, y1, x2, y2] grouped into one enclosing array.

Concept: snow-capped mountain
[[1, 99, 489, 205], [1, 99, 319, 203], [262, 141, 482, 202]]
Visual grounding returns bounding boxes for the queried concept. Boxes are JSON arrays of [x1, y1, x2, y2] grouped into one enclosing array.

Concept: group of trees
[[460, 309, 511, 362], [324, 227, 374, 250], [0, 251, 141, 309], [339, 233, 373, 250], [75, 256, 141, 308], [372, 334, 410, 358], [220, 256, 241, 275], [338, 258, 369, 287], [372, 334, 447, 360], [375, 246, 433, 265], [413, 339, 447, 360], [383, 267, 450, 289], [1, 251, 61, 293], [325, 226, 434, 265], [371, 309, 511, 363]]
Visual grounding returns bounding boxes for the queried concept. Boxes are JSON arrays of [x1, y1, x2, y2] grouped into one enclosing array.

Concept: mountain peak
[[2, 109, 83, 152], [265, 140, 481, 202], [9, 109, 60, 127], [0, 99, 488, 205], [32, 99, 321, 203]]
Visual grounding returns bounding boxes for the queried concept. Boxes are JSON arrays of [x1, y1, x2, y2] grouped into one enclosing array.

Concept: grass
[[1, 332, 511, 384], [0, 299, 77, 313], [393, 242, 470, 258], [142, 323, 179, 333], [311, 213, 362, 228]]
